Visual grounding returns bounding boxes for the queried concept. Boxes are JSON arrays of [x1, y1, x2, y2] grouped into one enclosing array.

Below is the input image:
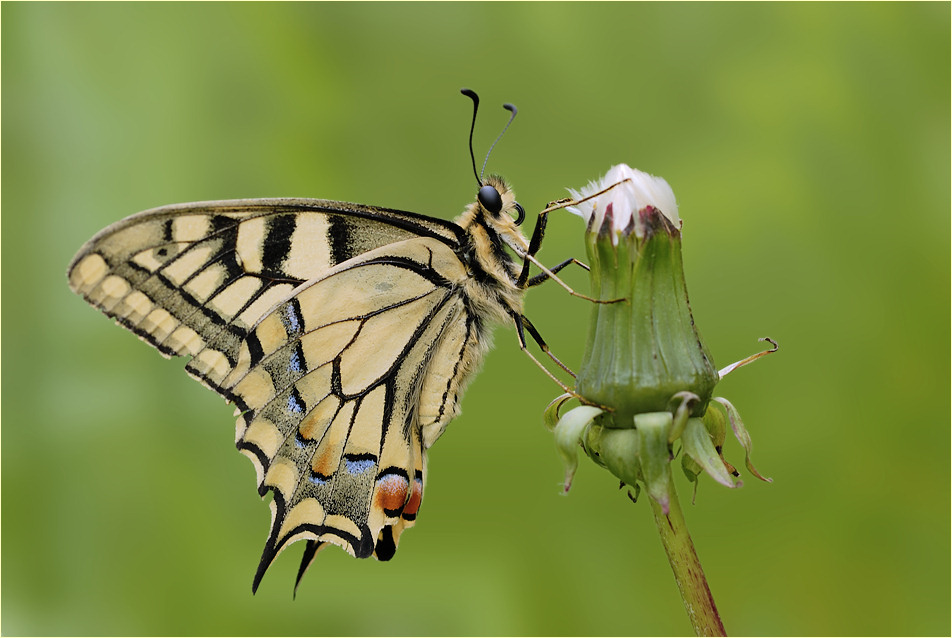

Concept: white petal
[[568, 164, 680, 241]]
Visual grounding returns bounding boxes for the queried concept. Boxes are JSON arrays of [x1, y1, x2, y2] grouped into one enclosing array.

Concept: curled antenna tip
[[503, 102, 517, 115]]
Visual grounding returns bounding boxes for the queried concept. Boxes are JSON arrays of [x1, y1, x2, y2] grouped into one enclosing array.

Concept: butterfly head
[[463, 174, 526, 249], [476, 174, 525, 223]]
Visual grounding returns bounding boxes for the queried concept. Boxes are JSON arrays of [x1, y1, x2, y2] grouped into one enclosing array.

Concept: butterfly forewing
[[68, 199, 461, 383]]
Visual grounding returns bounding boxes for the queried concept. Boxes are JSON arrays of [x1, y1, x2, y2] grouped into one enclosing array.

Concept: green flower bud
[[573, 196, 718, 421]]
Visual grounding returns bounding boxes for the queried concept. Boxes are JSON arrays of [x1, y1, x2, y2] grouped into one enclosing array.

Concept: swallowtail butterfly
[[68, 90, 582, 592]]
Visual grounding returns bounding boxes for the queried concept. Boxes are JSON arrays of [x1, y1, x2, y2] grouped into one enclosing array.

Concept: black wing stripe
[[261, 214, 297, 273]]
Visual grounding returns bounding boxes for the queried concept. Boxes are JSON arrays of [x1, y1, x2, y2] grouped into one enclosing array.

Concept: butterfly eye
[[477, 185, 503, 215]]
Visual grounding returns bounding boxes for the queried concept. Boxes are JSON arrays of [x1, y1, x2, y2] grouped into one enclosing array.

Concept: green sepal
[[668, 391, 699, 443], [584, 424, 642, 487], [701, 401, 728, 451], [552, 405, 604, 492], [634, 412, 674, 514], [681, 417, 736, 488], [543, 393, 574, 432]]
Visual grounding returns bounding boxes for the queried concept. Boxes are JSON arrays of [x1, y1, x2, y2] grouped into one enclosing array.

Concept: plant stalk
[[648, 476, 726, 636]]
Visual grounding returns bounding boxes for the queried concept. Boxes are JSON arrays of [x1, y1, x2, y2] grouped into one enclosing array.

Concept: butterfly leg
[[521, 315, 575, 377], [525, 257, 588, 288], [512, 314, 612, 412], [509, 309, 589, 400], [517, 205, 589, 288], [515, 204, 552, 287], [512, 313, 576, 395], [515, 184, 629, 303]]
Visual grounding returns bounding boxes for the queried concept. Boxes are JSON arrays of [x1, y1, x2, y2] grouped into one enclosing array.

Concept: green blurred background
[[3, 3, 948, 636]]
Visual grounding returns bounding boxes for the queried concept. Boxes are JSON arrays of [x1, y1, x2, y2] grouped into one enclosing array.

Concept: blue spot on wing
[[344, 458, 375, 475], [289, 347, 303, 373], [287, 391, 305, 414], [309, 474, 328, 486], [283, 301, 302, 334]]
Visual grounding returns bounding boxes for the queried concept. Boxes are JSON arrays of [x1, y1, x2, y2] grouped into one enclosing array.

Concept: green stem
[[648, 477, 726, 636]]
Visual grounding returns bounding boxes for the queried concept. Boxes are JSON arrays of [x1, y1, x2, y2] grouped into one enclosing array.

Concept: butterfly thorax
[[454, 175, 528, 324]]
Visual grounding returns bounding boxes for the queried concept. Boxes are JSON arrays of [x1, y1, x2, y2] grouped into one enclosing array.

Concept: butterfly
[[67, 89, 585, 593]]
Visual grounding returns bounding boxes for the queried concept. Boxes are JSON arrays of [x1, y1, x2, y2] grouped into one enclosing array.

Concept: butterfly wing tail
[[293, 540, 327, 598]]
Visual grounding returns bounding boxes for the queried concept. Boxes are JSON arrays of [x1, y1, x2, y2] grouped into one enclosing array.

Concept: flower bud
[[550, 165, 774, 507], [568, 165, 718, 421]]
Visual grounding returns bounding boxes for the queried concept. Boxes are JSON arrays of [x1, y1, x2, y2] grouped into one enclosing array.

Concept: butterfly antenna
[[481, 103, 517, 180], [460, 88, 482, 187]]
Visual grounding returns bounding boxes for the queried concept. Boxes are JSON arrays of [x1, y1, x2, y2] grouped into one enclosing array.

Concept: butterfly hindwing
[[219, 236, 478, 589]]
